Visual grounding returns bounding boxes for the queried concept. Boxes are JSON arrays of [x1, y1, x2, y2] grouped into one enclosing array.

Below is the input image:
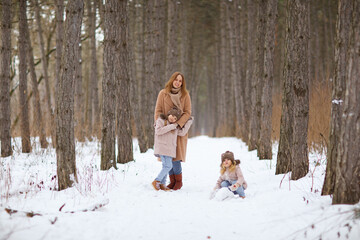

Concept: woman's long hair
[[164, 72, 188, 95]]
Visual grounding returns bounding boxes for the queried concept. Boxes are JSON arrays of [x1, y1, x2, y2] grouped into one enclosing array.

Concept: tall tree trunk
[[166, 0, 179, 78], [245, 0, 256, 144], [18, 0, 31, 153], [0, 0, 13, 157], [249, 0, 265, 151], [258, 0, 278, 159], [101, 0, 118, 170], [56, 0, 83, 190], [55, 0, 64, 102], [116, 0, 133, 164], [332, 0, 360, 205], [322, 0, 352, 196], [34, 0, 56, 146], [280, 0, 310, 180], [86, 0, 100, 138], [25, 12, 48, 148], [74, 34, 85, 141], [128, 0, 147, 153]]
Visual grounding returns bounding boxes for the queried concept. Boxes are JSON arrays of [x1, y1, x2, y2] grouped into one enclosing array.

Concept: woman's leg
[[155, 155, 173, 184], [172, 160, 182, 175]]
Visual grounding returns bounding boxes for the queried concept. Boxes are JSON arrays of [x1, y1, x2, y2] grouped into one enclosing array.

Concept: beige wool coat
[[154, 89, 192, 162], [153, 117, 193, 158]]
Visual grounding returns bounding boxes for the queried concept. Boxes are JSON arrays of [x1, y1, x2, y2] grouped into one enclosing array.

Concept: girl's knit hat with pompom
[[160, 107, 182, 120], [221, 151, 240, 165]]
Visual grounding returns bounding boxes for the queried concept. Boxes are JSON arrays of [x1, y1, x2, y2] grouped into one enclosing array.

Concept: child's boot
[[167, 175, 176, 189], [151, 180, 161, 191], [173, 173, 183, 190]]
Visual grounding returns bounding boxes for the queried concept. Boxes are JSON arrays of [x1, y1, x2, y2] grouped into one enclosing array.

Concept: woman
[[154, 72, 192, 190]]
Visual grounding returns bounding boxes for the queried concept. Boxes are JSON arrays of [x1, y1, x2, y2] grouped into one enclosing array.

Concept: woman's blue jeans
[[220, 180, 245, 197], [155, 155, 173, 184], [168, 160, 182, 175]]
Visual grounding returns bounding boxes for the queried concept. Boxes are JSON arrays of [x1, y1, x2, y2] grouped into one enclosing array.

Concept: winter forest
[[0, 0, 360, 239]]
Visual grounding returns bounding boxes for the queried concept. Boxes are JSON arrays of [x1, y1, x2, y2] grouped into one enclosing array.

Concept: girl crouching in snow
[[211, 151, 248, 199], [152, 107, 193, 191]]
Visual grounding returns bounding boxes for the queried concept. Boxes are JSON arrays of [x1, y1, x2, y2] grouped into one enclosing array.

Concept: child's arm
[[154, 119, 178, 136], [177, 117, 194, 137], [230, 166, 247, 190], [214, 174, 224, 190]]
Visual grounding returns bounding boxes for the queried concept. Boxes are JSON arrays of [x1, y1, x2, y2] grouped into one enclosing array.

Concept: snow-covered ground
[[0, 136, 359, 240]]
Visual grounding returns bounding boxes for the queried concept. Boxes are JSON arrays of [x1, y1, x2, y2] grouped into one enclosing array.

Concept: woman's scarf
[[169, 87, 182, 113]]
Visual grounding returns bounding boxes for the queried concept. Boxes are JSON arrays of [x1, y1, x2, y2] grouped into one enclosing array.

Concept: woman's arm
[[177, 93, 192, 128], [177, 117, 193, 136]]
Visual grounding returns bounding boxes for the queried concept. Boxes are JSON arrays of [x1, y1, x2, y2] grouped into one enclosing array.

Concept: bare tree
[[86, 0, 100, 138], [116, 0, 133, 164], [166, 0, 179, 78], [322, 0, 352, 196], [25, 9, 48, 148], [34, 0, 56, 146], [101, 0, 118, 170], [18, 0, 31, 153], [249, 0, 266, 151], [56, 0, 84, 190], [258, 0, 278, 159], [0, 0, 13, 157], [55, 0, 64, 99], [332, 0, 360, 205], [276, 0, 310, 179]]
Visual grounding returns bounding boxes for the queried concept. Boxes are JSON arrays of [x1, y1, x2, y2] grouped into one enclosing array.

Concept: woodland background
[[0, 0, 359, 205]]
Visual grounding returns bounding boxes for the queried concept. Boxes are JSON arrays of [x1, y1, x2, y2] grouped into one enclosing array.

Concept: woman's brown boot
[[167, 175, 176, 189], [173, 173, 183, 190]]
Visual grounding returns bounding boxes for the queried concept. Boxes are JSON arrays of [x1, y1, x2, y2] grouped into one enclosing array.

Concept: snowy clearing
[[0, 136, 359, 240]]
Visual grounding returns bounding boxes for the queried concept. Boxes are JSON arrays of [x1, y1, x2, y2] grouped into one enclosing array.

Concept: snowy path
[[0, 136, 359, 240]]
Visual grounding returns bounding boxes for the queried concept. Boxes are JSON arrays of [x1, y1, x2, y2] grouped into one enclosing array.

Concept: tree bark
[[18, 0, 31, 153], [249, 0, 265, 151], [116, 0, 134, 164], [166, 0, 179, 78], [55, 0, 64, 102], [101, 0, 118, 170], [56, 0, 83, 190], [86, 0, 100, 138], [258, 0, 278, 159], [322, 0, 352, 196], [25, 11, 48, 148], [332, 0, 360, 205], [34, 0, 56, 146], [0, 0, 13, 157]]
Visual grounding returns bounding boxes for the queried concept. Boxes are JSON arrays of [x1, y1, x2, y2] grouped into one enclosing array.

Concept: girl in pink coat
[[212, 151, 248, 198], [152, 107, 193, 191]]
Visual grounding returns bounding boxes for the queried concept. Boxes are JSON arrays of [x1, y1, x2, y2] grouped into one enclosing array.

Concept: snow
[[1, 136, 359, 240]]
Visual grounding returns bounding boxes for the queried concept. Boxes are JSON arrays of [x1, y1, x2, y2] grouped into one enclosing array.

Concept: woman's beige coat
[[154, 89, 192, 162]]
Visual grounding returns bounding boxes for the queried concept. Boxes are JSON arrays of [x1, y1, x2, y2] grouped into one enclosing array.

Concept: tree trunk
[[281, 0, 310, 180], [55, 0, 64, 103], [258, 0, 278, 159], [249, 0, 265, 151], [332, 0, 360, 205], [56, 0, 83, 190], [116, 0, 134, 164], [245, 0, 256, 145], [166, 0, 179, 78], [18, 0, 31, 153], [0, 0, 13, 157], [101, 0, 118, 170], [322, 0, 352, 196], [86, 0, 100, 138], [25, 12, 48, 148], [34, 0, 56, 146]]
